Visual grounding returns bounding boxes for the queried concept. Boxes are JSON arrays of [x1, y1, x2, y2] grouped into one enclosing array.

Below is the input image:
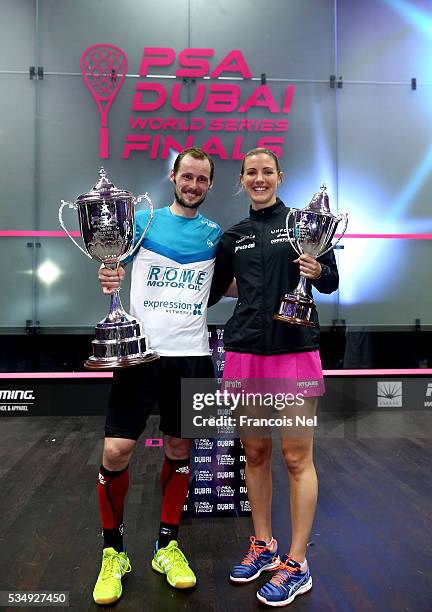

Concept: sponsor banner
[[0, 376, 430, 426], [377, 381, 403, 407], [0, 388, 35, 414], [320, 377, 432, 439], [81, 46, 295, 161], [184, 437, 251, 518], [424, 382, 432, 408], [208, 325, 225, 379], [321, 377, 432, 415], [0, 381, 110, 416]]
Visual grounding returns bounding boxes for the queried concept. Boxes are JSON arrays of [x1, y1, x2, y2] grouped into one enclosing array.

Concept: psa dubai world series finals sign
[[81, 45, 295, 160]]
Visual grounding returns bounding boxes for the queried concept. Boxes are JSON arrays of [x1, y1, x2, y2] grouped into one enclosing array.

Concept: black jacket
[[209, 198, 339, 355]]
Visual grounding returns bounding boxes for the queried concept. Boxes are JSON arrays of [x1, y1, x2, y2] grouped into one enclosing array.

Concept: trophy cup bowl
[[59, 167, 159, 369], [273, 184, 348, 327]]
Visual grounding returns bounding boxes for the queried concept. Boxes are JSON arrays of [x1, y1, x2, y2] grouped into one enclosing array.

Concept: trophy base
[[84, 350, 159, 370], [273, 294, 316, 327], [273, 314, 315, 327], [84, 318, 159, 370]]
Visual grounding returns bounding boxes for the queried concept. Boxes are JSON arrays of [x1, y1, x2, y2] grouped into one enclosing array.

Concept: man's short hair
[[173, 147, 214, 183]]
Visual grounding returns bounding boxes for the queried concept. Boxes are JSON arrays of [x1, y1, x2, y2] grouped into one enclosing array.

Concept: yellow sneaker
[[152, 540, 196, 589], [93, 547, 131, 605]]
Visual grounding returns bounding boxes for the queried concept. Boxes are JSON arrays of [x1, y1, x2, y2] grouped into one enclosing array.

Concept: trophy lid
[[76, 167, 134, 203], [304, 184, 334, 215]]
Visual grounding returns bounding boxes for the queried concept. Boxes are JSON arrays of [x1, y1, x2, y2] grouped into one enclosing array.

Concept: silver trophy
[[59, 167, 159, 369], [273, 184, 348, 327]]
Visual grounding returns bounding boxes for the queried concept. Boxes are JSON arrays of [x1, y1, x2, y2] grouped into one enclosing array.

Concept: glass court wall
[[0, 0, 430, 332]]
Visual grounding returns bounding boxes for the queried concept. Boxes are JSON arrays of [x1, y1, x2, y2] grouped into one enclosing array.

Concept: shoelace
[[102, 553, 131, 580], [162, 546, 189, 570], [241, 536, 267, 566], [269, 557, 298, 587]]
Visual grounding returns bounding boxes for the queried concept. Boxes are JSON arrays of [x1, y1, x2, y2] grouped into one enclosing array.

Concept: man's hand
[[98, 264, 125, 294], [293, 254, 322, 279]]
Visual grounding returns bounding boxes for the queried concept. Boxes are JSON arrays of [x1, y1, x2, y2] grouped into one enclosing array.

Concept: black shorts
[[105, 355, 215, 440]]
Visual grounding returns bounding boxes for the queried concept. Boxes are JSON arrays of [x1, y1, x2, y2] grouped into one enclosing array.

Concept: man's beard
[[173, 184, 206, 210]]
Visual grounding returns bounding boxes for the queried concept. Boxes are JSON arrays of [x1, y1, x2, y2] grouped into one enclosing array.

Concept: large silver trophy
[[273, 184, 348, 327], [59, 168, 158, 369]]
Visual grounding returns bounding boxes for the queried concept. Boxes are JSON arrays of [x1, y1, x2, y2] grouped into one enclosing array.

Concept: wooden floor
[[0, 414, 431, 612]]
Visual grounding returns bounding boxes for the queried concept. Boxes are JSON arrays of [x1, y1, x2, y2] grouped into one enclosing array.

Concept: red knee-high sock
[[158, 456, 190, 548], [98, 464, 129, 551]]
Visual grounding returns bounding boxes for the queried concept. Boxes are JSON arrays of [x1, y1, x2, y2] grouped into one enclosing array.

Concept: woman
[[209, 148, 339, 607]]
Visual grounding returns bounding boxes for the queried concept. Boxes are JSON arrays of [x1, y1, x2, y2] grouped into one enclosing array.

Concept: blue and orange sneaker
[[230, 536, 280, 583], [256, 555, 312, 606]]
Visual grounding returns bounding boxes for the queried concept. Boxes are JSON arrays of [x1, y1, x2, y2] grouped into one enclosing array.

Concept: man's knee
[[103, 437, 136, 470]]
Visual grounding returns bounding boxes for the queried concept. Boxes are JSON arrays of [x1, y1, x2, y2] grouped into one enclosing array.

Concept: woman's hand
[[293, 254, 322, 279], [98, 264, 126, 294]]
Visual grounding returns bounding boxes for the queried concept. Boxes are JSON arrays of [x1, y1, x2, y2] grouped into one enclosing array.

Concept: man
[[92, 148, 221, 605]]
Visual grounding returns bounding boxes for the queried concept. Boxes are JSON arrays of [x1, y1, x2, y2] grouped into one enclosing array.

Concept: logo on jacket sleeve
[[234, 234, 255, 253], [201, 218, 218, 229], [235, 234, 255, 244], [235, 243, 255, 253]]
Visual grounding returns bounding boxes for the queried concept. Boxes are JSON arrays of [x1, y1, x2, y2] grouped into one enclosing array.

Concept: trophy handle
[[59, 200, 92, 259], [285, 209, 302, 256], [125, 192, 154, 260], [319, 212, 349, 257]]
